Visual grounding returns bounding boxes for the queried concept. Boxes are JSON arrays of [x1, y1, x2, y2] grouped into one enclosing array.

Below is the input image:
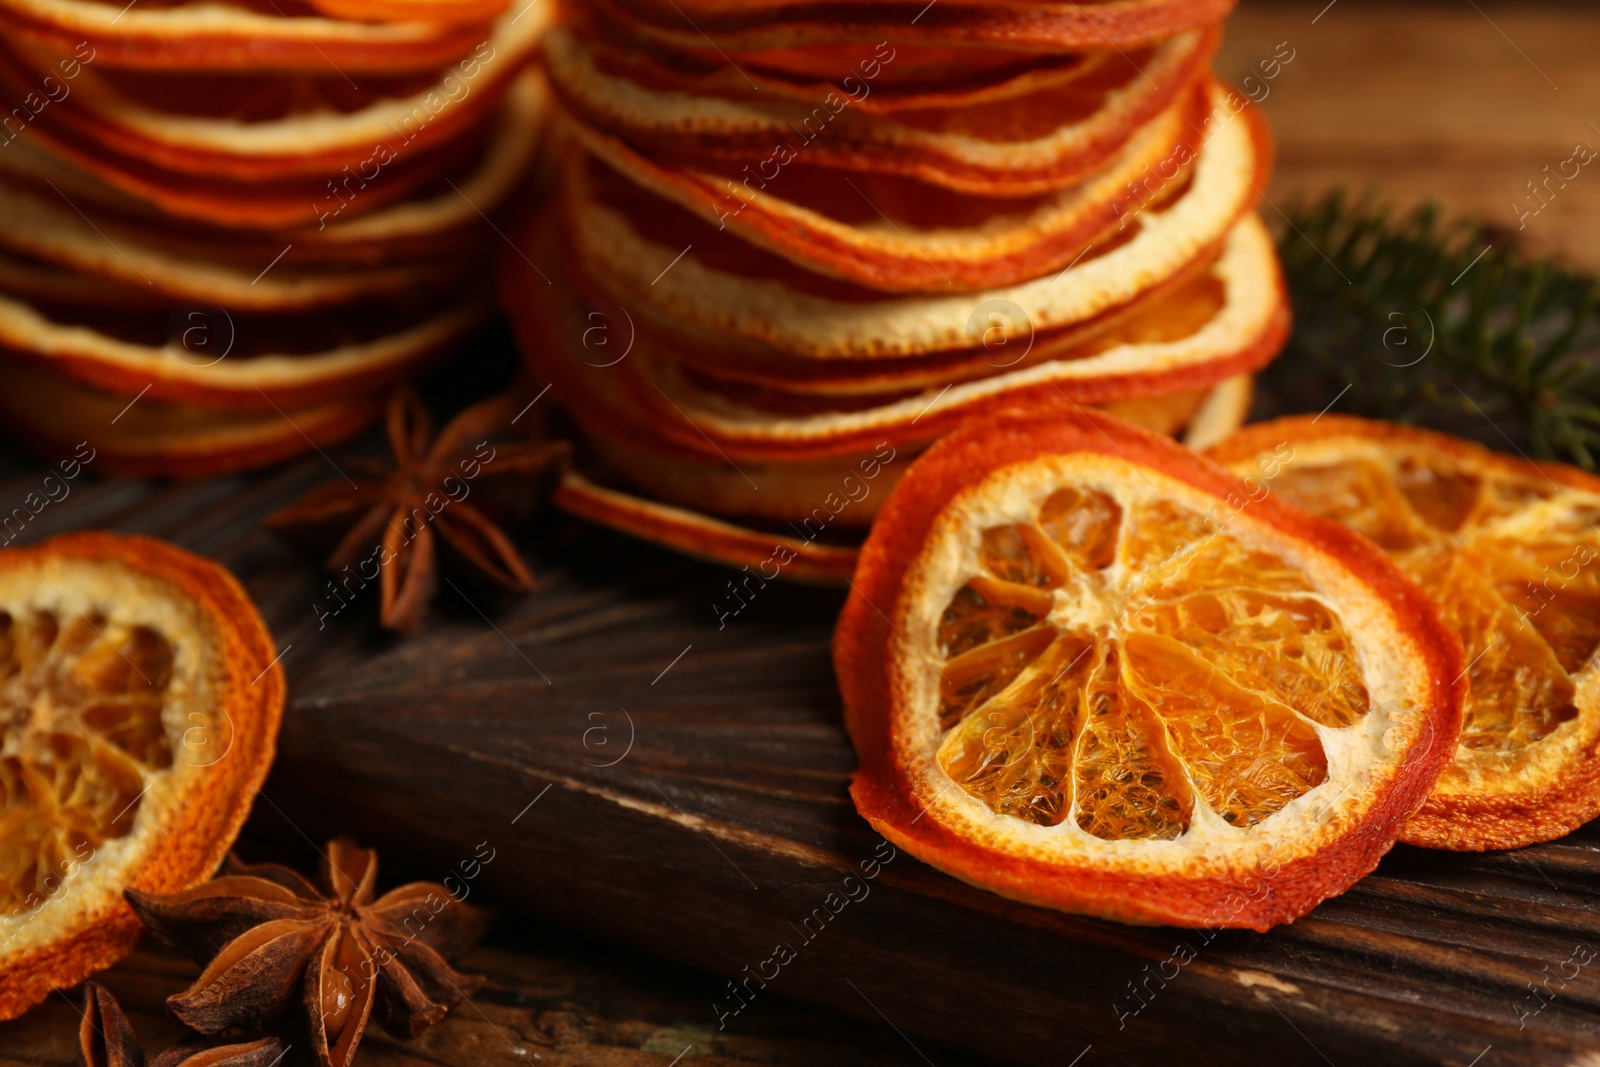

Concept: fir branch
[[1261, 191, 1600, 467]]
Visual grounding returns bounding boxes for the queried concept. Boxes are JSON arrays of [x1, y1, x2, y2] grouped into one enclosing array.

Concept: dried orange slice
[[0, 70, 546, 269], [0, 359, 383, 478], [589, 0, 1236, 52], [563, 92, 1264, 358], [547, 380, 1250, 584], [616, 215, 1283, 460], [553, 470, 863, 584], [0, 279, 493, 410], [1210, 415, 1600, 850], [304, 0, 509, 23], [0, 532, 284, 1018], [507, 203, 1259, 519], [0, 176, 446, 311], [3, 107, 489, 231], [0, 0, 495, 73], [837, 407, 1462, 929], [0, 10, 545, 183], [545, 23, 1215, 197], [559, 78, 1222, 292], [562, 19, 1147, 115]]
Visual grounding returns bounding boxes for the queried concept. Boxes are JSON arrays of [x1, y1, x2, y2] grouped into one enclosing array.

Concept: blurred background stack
[[0, 0, 549, 476], [511, 0, 1291, 579]]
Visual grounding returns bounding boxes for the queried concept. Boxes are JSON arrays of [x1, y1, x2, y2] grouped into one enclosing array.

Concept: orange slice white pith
[[1212, 415, 1600, 850], [836, 407, 1462, 929], [0, 533, 283, 1019]]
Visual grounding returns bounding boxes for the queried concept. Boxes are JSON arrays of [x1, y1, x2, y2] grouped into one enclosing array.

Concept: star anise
[[125, 839, 493, 1067], [266, 386, 570, 632], [78, 983, 142, 1067], [76, 982, 284, 1067]]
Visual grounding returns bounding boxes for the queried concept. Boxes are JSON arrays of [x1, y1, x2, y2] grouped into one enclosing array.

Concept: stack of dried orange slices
[[505, 0, 1287, 581], [0, 0, 552, 476]]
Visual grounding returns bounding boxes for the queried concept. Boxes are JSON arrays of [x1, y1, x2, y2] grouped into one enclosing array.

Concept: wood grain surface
[[0, 938, 983, 1067], [1, 435, 1598, 1067], [1218, 0, 1600, 271], [3, 4, 1600, 1066]]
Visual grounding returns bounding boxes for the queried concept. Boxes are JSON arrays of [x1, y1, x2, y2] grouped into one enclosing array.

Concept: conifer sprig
[[1265, 192, 1600, 467]]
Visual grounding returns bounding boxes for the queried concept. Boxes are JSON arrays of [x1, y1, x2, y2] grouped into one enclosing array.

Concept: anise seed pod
[[126, 838, 492, 1067], [76, 983, 284, 1067], [151, 1036, 286, 1067], [78, 983, 144, 1067]]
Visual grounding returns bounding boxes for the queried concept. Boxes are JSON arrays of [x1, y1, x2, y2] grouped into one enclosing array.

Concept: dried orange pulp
[[837, 407, 1463, 929], [1212, 415, 1600, 850], [0, 533, 283, 1018]]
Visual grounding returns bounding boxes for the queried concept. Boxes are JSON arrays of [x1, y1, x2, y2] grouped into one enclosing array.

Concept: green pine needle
[[1263, 191, 1600, 468]]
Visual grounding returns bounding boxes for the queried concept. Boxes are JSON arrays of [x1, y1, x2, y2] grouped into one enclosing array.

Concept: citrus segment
[[0, 608, 183, 916], [940, 578, 1052, 651], [938, 621, 1054, 729], [0, 534, 283, 1019], [937, 631, 1096, 826], [1409, 558, 1569, 760], [1072, 645, 1193, 842], [929, 486, 1353, 840], [1121, 632, 1328, 827], [1263, 457, 1428, 551], [1128, 584, 1370, 729], [1038, 487, 1123, 569], [1211, 415, 1600, 850], [839, 407, 1462, 929]]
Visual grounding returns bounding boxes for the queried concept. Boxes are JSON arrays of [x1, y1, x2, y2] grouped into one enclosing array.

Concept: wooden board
[[5, 442, 1600, 1067], [0, 939, 982, 1067]]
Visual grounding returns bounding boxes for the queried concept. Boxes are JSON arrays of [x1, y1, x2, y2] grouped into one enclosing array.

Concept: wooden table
[[5, 5, 1600, 1067], [1217, 0, 1600, 271], [0, 940, 980, 1067]]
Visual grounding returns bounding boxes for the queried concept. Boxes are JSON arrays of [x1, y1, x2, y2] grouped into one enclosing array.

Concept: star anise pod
[[266, 386, 570, 632], [78, 983, 143, 1067], [76, 982, 284, 1067], [125, 839, 493, 1067]]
